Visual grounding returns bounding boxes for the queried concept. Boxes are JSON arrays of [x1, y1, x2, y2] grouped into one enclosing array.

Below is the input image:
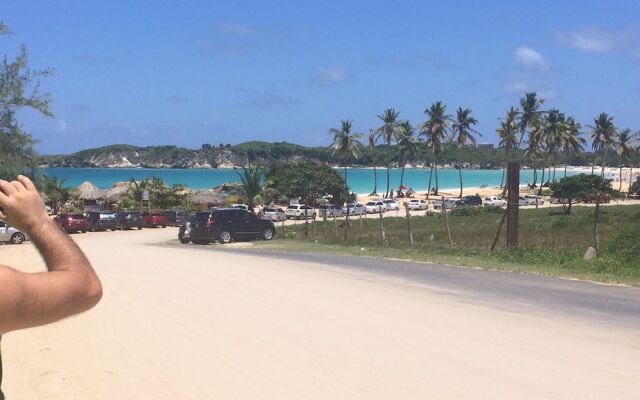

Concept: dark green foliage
[[235, 165, 263, 210], [550, 174, 613, 214], [449, 206, 480, 217], [630, 176, 640, 195], [269, 162, 348, 205]]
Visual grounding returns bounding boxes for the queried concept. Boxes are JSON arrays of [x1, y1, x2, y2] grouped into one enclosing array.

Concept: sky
[[3, 0, 640, 154]]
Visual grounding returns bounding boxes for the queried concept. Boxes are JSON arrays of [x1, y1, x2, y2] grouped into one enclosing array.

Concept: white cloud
[[313, 66, 348, 84], [503, 81, 557, 100], [513, 46, 548, 70], [556, 27, 621, 52]]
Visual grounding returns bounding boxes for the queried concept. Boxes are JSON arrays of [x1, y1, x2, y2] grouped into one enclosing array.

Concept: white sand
[[1, 228, 639, 399]]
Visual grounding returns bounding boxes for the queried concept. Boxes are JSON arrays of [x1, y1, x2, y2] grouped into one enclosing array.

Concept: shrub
[[450, 206, 480, 217]]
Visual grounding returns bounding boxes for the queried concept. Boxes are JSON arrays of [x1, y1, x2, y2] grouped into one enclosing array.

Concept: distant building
[[477, 143, 494, 151]]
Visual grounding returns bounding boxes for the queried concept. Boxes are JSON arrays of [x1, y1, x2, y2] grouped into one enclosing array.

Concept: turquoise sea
[[43, 167, 566, 194]]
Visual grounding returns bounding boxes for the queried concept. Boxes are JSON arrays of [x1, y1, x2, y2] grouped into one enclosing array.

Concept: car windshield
[[264, 208, 276, 212], [366, 202, 375, 206], [70, 214, 85, 219], [195, 212, 212, 221], [287, 206, 298, 210]]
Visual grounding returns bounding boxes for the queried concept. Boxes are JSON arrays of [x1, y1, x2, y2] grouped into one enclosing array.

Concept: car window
[[195, 212, 212, 221], [287, 206, 298, 210], [0, 221, 5, 227]]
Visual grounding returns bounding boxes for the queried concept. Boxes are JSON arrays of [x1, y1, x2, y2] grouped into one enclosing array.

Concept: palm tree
[[518, 92, 544, 145], [496, 107, 519, 192], [330, 119, 363, 239], [374, 108, 402, 198], [589, 113, 617, 178], [236, 164, 264, 212], [368, 129, 378, 196], [128, 177, 150, 211], [396, 121, 419, 190], [451, 107, 480, 197], [524, 122, 544, 186], [542, 109, 566, 182], [616, 129, 634, 191], [419, 102, 452, 198], [562, 117, 585, 177], [43, 175, 70, 214]]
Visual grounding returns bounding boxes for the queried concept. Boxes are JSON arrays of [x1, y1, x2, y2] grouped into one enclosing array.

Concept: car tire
[[111, 228, 117, 231], [219, 229, 233, 244], [138, 225, 143, 230], [10, 232, 25, 245], [179, 238, 190, 244], [81, 229, 87, 233], [162, 225, 167, 228], [261, 227, 274, 241]]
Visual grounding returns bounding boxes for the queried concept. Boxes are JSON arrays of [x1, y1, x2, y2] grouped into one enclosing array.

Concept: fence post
[[442, 196, 453, 248], [405, 202, 414, 246], [379, 206, 386, 243], [323, 214, 327, 238]]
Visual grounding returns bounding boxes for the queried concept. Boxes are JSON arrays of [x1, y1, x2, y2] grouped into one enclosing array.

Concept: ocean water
[[44, 167, 569, 194]]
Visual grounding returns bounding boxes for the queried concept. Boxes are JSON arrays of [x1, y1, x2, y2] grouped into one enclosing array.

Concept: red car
[[142, 211, 168, 228], [53, 213, 89, 233]]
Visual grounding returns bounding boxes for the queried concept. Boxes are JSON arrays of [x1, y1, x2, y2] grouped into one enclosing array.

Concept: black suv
[[163, 210, 189, 227], [455, 195, 483, 207], [115, 211, 143, 230], [189, 209, 276, 244], [85, 211, 118, 231]]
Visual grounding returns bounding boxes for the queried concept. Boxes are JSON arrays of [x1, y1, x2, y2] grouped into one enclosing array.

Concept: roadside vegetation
[[255, 205, 640, 286]]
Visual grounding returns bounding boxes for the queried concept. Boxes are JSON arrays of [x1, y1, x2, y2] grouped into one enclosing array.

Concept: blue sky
[[3, 0, 640, 154]]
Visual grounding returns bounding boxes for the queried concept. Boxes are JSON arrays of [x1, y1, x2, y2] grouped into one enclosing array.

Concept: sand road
[[1, 228, 639, 399]]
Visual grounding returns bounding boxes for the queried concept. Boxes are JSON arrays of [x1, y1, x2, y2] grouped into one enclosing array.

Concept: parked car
[[189, 208, 276, 244], [85, 211, 117, 231], [262, 207, 287, 222], [432, 198, 457, 210], [115, 211, 143, 230], [455, 195, 483, 207], [484, 196, 507, 207], [142, 211, 168, 228], [178, 213, 197, 244], [383, 199, 401, 211], [582, 193, 611, 203], [342, 203, 366, 216], [0, 220, 30, 244], [163, 210, 189, 227], [518, 197, 529, 206], [550, 197, 568, 204], [365, 200, 386, 214], [285, 204, 316, 220], [524, 195, 544, 205], [231, 204, 249, 211], [319, 204, 344, 218], [53, 213, 88, 233], [407, 199, 428, 210]]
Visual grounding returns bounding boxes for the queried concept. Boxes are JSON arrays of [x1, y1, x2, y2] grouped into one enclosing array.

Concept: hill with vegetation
[[40, 141, 603, 169]]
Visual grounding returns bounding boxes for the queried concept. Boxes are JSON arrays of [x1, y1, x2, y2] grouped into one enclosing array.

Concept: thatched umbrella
[[191, 189, 225, 206], [77, 181, 103, 200], [104, 185, 129, 202]]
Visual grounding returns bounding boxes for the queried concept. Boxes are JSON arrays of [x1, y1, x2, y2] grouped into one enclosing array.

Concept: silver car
[[262, 207, 287, 222], [342, 203, 366, 216], [0, 220, 30, 244]]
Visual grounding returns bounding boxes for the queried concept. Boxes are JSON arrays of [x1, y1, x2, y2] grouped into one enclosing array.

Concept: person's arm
[[0, 175, 102, 334]]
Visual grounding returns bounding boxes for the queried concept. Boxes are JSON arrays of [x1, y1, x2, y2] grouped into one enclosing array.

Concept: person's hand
[[0, 175, 51, 234]]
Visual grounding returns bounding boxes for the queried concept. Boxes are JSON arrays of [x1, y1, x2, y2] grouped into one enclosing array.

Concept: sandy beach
[[1, 228, 639, 399]]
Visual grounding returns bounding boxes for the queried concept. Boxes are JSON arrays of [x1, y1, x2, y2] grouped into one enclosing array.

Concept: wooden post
[[490, 209, 507, 251], [304, 207, 309, 238], [359, 211, 363, 239], [405, 203, 414, 246], [323, 214, 327, 238], [592, 195, 601, 256], [333, 213, 338, 238], [441, 196, 453, 248], [378, 206, 386, 243], [506, 161, 520, 248]]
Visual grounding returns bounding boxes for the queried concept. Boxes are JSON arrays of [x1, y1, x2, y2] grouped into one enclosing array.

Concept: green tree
[[330, 119, 363, 238], [496, 107, 519, 190], [550, 174, 612, 215], [542, 109, 566, 182], [396, 121, 419, 190], [616, 129, 634, 191], [451, 107, 480, 197], [270, 162, 348, 206], [589, 113, 617, 177], [42, 175, 70, 214], [562, 117, 585, 177], [420, 102, 452, 197], [0, 21, 53, 181], [374, 108, 402, 198], [236, 165, 264, 212]]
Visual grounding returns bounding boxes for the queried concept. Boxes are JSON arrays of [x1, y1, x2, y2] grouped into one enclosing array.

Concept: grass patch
[[255, 205, 640, 286]]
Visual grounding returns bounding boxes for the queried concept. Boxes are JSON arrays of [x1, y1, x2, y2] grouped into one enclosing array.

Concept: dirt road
[[1, 228, 639, 399]]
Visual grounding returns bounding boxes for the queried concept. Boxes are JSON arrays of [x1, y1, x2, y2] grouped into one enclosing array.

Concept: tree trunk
[[378, 206, 385, 243], [500, 166, 505, 189], [400, 157, 406, 190], [564, 162, 567, 178], [405, 204, 414, 246], [538, 166, 545, 196], [601, 148, 608, 178], [506, 161, 520, 248], [629, 165, 634, 193], [591, 154, 596, 175], [371, 161, 378, 196], [434, 159, 439, 195], [385, 164, 391, 199], [552, 166, 556, 183], [304, 207, 309, 238], [426, 164, 434, 201], [458, 166, 464, 198], [533, 165, 538, 186], [619, 165, 623, 191], [442, 196, 453, 248], [344, 164, 350, 240], [490, 208, 507, 251]]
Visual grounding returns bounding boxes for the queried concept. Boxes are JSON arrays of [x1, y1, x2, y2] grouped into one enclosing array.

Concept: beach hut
[[191, 189, 225, 208], [77, 181, 103, 210], [104, 185, 129, 202]]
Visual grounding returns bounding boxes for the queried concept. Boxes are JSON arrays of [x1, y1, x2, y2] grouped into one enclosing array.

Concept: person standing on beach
[[0, 175, 102, 399]]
